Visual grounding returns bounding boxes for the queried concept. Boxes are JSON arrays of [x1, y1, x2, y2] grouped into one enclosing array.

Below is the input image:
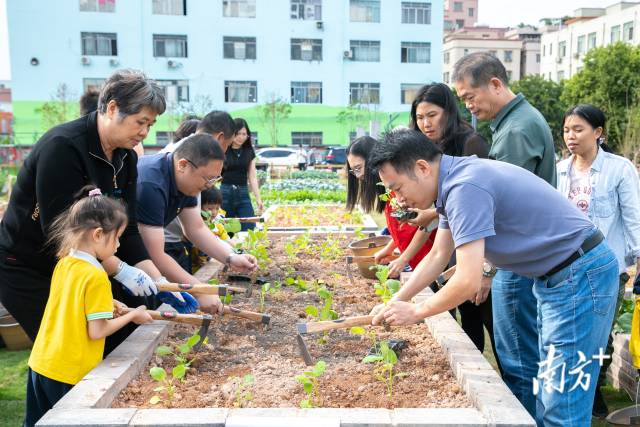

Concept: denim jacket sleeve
[[618, 159, 640, 261]]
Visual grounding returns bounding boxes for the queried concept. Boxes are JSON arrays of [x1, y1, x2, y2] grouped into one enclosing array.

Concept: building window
[[463, 48, 469, 55], [577, 35, 585, 54], [350, 0, 380, 23], [223, 37, 256, 60], [453, 1, 463, 12], [401, 2, 431, 24], [291, 0, 321, 20], [224, 80, 257, 103], [559, 41, 566, 57], [557, 71, 565, 81], [153, 34, 188, 57], [292, 132, 322, 146], [542, 44, 545, 56], [81, 32, 117, 56], [80, 0, 115, 12], [549, 44, 552, 56], [350, 40, 380, 62], [291, 81, 322, 104], [488, 50, 497, 57], [506, 70, 512, 81], [156, 131, 174, 146], [624, 21, 634, 41], [455, 19, 464, 29], [536, 53, 540, 63], [401, 41, 431, 63], [503, 50, 513, 63], [611, 25, 621, 43], [291, 38, 322, 61], [587, 32, 597, 49], [83, 78, 106, 92], [468, 7, 474, 17], [222, 0, 256, 18], [350, 82, 380, 104], [443, 72, 450, 84], [443, 51, 450, 64], [156, 80, 189, 103], [152, 0, 186, 15], [401, 83, 422, 104]]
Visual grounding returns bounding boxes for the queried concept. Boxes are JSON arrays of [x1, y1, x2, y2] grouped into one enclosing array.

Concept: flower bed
[[263, 204, 377, 232]]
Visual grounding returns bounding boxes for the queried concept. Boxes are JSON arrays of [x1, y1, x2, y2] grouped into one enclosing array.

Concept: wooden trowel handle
[[297, 315, 374, 334], [121, 307, 205, 326]]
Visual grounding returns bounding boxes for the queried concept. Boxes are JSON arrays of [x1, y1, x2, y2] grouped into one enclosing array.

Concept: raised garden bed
[[262, 204, 378, 233], [37, 232, 535, 427]]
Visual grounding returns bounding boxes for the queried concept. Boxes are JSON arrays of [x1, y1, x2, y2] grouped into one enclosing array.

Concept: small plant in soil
[[305, 287, 338, 344], [285, 275, 308, 292], [258, 281, 280, 311], [317, 234, 344, 261], [239, 228, 271, 272], [295, 360, 327, 408], [350, 326, 378, 351], [149, 333, 203, 405], [228, 374, 254, 408], [362, 340, 407, 400], [371, 265, 401, 304]]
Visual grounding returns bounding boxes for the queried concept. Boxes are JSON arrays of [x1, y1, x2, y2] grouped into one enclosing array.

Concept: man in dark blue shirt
[[137, 134, 257, 314]]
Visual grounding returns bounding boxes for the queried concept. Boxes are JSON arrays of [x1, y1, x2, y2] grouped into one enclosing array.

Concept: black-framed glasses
[[348, 165, 364, 178], [185, 158, 222, 187]]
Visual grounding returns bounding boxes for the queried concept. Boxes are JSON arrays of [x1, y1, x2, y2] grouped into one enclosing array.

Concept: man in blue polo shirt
[[369, 129, 618, 427], [137, 133, 257, 315]]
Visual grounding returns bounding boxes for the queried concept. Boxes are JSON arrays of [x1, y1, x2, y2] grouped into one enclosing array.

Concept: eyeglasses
[[185, 158, 222, 187], [348, 165, 364, 178]]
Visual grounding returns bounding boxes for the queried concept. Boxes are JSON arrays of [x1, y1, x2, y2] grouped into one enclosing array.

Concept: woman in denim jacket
[[557, 104, 640, 418]]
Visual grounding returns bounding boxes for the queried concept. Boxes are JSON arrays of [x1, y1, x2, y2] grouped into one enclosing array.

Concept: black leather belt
[[539, 230, 605, 280]]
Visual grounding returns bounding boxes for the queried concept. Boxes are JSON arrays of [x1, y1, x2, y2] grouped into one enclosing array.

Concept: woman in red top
[[345, 136, 435, 278]]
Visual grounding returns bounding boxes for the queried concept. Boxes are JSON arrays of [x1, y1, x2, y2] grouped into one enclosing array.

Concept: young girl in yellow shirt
[[25, 186, 153, 427]]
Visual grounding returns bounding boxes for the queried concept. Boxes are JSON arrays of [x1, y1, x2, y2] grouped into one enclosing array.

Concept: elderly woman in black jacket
[[0, 69, 167, 353]]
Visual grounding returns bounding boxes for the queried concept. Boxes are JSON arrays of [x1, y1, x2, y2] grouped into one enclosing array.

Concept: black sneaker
[[592, 387, 609, 419]]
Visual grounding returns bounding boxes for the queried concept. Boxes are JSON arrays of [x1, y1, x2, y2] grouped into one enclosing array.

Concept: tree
[[39, 83, 76, 131], [561, 42, 640, 152], [511, 75, 567, 151], [260, 94, 291, 146]]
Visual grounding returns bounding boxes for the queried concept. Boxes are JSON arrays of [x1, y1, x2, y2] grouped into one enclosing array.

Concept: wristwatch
[[482, 262, 497, 278]]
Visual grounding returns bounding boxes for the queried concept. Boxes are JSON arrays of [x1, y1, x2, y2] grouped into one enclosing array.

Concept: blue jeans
[[532, 240, 618, 427], [221, 184, 256, 231], [492, 269, 539, 419]]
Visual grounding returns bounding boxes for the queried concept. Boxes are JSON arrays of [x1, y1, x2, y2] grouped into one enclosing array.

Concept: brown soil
[[113, 235, 471, 409], [265, 205, 365, 228]]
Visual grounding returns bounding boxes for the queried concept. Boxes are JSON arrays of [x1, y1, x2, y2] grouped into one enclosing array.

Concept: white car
[[255, 147, 308, 169]]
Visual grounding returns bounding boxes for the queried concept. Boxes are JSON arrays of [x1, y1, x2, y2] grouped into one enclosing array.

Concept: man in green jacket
[[453, 52, 556, 425]]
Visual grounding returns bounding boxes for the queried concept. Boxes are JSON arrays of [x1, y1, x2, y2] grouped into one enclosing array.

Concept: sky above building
[[478, 0, 616, 27], [0, 0, 9, 80]]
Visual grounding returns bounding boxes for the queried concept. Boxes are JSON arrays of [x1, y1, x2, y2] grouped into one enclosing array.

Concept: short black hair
[[368, 128, 442, 177], [452, 52, 509, 88], [197, 111, 235, 138], [98, 69, 166, 116], [174, 133, 225, 168], [201, 187, 222, 206], [79, 89, 99, 116]]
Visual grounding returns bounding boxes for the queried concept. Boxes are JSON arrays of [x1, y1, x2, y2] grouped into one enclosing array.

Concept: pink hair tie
[[88, 188, 102, 197]]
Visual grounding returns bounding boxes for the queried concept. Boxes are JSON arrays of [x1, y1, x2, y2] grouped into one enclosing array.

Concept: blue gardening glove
[[113, 262, 158, 297], [156, 291, 199, 314]]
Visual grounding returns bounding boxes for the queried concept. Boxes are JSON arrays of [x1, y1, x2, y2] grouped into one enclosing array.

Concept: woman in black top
[[408, 83, 500, 372], [221, 118, 263, 231], [0, 70, 166, 352]]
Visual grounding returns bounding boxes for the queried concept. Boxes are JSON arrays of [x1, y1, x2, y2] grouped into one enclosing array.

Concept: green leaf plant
[[294, 360, 327, 408], [362, 340, 407, 400]]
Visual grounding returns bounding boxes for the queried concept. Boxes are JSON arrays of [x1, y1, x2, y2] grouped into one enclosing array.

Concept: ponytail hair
[[47, 185, 129, 258]]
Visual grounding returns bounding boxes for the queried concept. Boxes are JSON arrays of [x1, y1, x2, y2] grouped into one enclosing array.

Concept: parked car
[[255, 147, 308, 170], [323, 147, 347, 165]]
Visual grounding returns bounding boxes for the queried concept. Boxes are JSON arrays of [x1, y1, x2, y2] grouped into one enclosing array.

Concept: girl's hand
[[131, 305, 153, 324], [374, 247, 394, 264], [256, 200, 264, 215], [112, 299, 128, 318]]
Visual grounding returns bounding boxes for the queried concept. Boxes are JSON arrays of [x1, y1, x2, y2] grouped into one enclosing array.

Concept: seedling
[[362, 340, 407, 400], [259, 281, 279, 311], [229, 374, 254, 408], [353, 226, 366, 240], [294, 360, 327, 408], [371, 265, 401, 304], [318, 234, 343, 261], [285, 276, 308, 292], [239, 228, 272, 272], [149, 333, 203, 405], [305, 287, 338, 344], [350, 326, 378, 351]]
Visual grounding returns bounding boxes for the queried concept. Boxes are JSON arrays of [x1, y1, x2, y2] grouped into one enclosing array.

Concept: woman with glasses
[[136, 133, 258, 316], [0, 70, 169, 354], [346, 136, 436, 279], [220, 118, 263, 231]]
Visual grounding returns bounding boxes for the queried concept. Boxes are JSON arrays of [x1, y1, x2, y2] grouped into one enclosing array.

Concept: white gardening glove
[[113, 262, 158, 297], [154, 276, 185, 304]]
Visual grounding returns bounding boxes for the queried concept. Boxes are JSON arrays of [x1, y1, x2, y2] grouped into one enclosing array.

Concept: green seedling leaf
[[305, 306, 319, 317], [313, 360, 327, 376], [294, 374, 308, 384], [243, 374, 254, 384], [178, 343, 190, 354], [173, 364, 187, 380], [317, 288, 331, 300], [149, 395, 161, 405], [156, 346, 172, 356], [386, 279, 401, 294], [187, 334, 201, 348], [350, 326, 366, 335], [303, 382, 314, 394], [362, 355, 383, 364], [208, 278, 220, 285], [150, 366, 166, 381]]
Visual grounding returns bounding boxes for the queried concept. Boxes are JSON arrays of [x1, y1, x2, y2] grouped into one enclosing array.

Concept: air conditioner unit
[[109, 58, 120, 67], [343, 50, 353, 59], [167, 60, 182, 69], [81, 56, 91, 66], [316, 20, 324, 30]]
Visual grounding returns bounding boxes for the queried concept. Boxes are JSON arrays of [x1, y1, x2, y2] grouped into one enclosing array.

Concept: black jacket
[[0, 112, 149, 276]]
